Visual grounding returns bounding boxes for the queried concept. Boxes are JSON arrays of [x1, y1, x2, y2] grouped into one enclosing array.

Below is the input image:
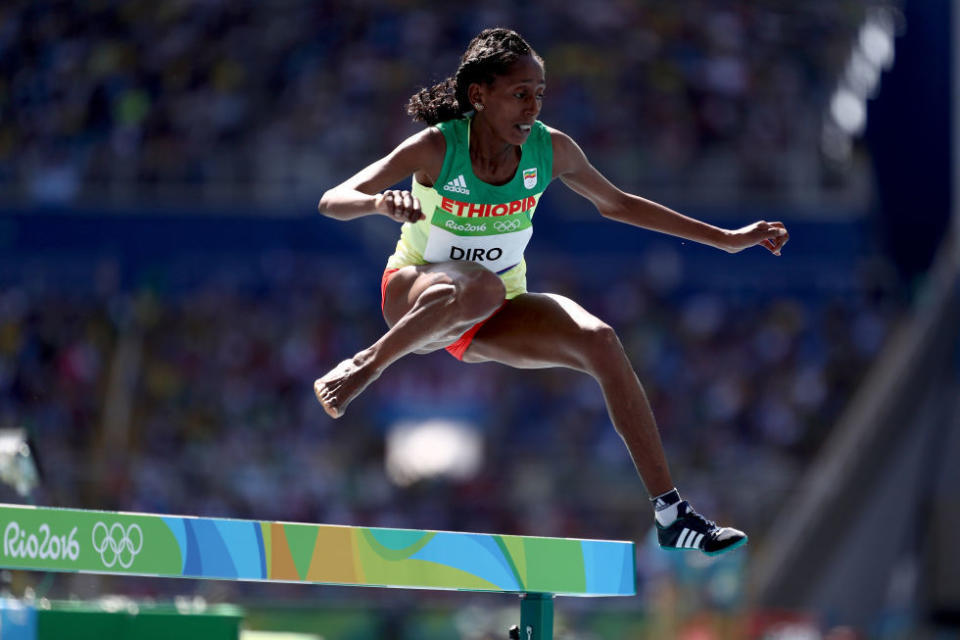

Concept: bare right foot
[[313, 356, 381, 419]]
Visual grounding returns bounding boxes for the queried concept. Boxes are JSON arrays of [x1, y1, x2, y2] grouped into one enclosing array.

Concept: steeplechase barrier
[[0, 503, 636, 639]]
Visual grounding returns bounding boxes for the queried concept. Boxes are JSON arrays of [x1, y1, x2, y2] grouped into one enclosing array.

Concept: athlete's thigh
[[382, 261, 491, 328], [463, 292, 608, 370]]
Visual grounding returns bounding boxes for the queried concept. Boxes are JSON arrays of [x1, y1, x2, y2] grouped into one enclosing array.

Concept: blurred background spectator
[[1, 0, 891, 209]]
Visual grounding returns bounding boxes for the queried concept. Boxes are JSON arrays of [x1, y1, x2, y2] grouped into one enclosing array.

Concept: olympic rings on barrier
[[91, 522, 143, 568]]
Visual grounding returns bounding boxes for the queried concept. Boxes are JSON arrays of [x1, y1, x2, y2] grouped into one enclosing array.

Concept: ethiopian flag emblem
[[522, 168, 537, 189]]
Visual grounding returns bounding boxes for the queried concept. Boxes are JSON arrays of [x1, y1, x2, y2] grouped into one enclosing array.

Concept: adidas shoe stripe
[[675, 528, 704, 549]]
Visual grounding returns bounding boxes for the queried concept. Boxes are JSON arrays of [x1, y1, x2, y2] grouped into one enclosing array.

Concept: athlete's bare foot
[[313, 355, 381, 419]]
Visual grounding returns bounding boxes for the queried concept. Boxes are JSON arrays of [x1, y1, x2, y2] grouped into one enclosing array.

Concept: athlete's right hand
[[375, 190, 424, 223]]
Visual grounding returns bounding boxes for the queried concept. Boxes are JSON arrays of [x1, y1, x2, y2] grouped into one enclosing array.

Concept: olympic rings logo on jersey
[[494, 219, 522, 232], [92, 522, 144, 569]]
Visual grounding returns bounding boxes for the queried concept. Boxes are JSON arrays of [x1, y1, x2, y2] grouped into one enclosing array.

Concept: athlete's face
[[473, 54, 545, 145]]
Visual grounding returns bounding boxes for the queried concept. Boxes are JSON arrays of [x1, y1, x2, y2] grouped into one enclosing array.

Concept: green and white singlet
[[386, 116, 553, 299]]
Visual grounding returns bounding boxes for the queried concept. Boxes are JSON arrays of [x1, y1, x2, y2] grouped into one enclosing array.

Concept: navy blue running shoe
[[656, 501, 747, 556]]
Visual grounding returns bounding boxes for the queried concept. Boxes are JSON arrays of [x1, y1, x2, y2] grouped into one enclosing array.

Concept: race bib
[[422, 206, 533, 273]]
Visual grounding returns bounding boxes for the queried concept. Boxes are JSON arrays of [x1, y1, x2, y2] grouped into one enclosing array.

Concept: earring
[[473, 102, 484, 111]]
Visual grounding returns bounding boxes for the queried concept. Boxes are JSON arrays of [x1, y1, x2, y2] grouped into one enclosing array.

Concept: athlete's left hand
[[723, 221, 789, 256]]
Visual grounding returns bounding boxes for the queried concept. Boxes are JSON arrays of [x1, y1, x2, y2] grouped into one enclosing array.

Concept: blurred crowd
[[2, 0, 879, 207], [1, 248, 901, 551]]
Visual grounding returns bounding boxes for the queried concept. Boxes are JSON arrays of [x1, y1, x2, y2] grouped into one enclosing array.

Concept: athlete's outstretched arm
[[549, 128, 790, 255], [317, 128, 445, 223]]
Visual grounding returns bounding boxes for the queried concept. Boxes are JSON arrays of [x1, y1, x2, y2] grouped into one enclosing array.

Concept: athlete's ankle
[[351, 347, 383, 374], [651, 488, 682, 527]]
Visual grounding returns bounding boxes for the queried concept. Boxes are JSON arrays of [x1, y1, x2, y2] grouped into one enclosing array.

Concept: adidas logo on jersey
[[443, 174, 470, 195]]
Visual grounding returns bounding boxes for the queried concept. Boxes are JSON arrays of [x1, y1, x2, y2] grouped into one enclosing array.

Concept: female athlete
[[314, 28, 789, 555]]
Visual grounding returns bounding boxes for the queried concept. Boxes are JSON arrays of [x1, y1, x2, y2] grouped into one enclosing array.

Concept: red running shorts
[[380, 267, 505, 361]]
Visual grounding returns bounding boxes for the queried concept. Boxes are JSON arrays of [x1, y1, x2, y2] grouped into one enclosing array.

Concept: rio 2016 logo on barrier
[[92, 522, 143, 569], [3, 521, 80, 562]]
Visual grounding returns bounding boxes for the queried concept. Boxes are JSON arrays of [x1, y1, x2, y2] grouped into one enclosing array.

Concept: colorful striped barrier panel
[[0, 503, 636, 639]]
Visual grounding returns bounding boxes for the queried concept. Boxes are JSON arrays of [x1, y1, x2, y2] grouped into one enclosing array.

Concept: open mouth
[[515, 123, 532, 134]]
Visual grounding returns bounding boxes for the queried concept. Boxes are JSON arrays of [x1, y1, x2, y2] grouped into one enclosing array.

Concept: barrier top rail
[[0, 503, 636, 598]]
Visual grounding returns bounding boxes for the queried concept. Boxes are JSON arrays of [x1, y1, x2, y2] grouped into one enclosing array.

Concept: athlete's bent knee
[[416, 282, 459, 309], [577, 322, 623, 372], [454, 268, 506, 322]]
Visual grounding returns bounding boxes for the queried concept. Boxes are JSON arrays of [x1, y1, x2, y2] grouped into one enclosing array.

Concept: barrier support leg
[[519, 592, 554, 640]]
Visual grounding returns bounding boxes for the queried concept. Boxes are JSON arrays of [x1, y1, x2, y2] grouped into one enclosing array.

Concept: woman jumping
[[315, 28, 789, 555]]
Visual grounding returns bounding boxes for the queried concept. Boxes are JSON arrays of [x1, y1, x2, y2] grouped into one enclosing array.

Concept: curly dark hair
[[406, 28, 542, 126]]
